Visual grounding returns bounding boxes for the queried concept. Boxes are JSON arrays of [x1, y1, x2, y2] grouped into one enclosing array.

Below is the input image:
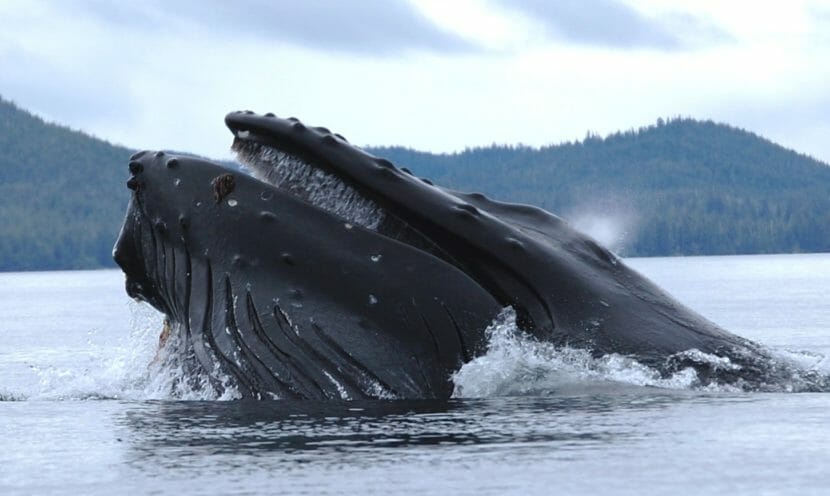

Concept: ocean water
[[1, 254, 829, 495]]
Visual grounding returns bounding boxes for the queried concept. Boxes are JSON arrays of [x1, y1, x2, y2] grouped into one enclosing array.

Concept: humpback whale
[[114, 111, 783, 399]]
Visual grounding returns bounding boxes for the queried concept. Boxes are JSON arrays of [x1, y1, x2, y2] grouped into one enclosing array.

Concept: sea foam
[[452, 308, 830, 397], [7, 303, 238, 401], [7, 303, 829, 402]]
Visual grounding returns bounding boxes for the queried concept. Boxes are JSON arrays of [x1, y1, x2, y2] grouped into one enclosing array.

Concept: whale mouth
[[230, 129, 465, 271], [231, 137, 386, 231]]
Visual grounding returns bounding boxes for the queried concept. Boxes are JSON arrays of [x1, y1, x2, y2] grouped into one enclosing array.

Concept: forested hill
[[0, 98, 133, 270], [371, 119, 830, 256], [1, 96, 829, 271]]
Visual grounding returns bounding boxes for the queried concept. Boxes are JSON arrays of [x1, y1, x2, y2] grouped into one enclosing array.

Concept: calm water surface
[[1, 254, 829, 495]]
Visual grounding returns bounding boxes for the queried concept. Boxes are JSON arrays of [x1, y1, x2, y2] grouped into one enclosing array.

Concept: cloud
[[1, 0, 828, 167], [709, 94, 830, 166], [808, 1, 830, 21], [67, 0, 477, 56], [807, 2, 830, 44], [494, 0, 732, 50], [0, 44, 138, 136]]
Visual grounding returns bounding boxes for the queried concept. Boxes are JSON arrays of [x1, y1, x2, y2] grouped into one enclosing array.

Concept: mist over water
[[568, 209, 638, 254]]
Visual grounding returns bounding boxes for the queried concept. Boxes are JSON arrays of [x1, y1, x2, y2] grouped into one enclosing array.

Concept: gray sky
[[1, 0, 829, 163]]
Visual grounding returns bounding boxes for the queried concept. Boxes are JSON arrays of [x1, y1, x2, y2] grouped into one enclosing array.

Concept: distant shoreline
[[3, 97, 829, 271]]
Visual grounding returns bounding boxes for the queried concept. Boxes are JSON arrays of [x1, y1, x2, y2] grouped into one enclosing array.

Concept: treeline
[[370, 118, 830, 256], [0, 97, 133, 270], [1, 95, 829, 271]]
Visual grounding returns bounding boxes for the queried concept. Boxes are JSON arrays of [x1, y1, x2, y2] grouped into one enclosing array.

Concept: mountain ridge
[[1, 96, 828, 270], [369, 118, 830, 255], [0, 97, 133, 270]]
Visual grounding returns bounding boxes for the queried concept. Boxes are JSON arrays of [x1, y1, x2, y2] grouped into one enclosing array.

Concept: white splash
[[16, 303, 239, 401], [142, 321, 241, 401], [322, 370, 351, 400], [452, 308, 830, 397]]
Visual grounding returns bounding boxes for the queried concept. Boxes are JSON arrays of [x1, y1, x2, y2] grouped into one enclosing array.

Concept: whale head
[[114, 110, 775, 399]]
